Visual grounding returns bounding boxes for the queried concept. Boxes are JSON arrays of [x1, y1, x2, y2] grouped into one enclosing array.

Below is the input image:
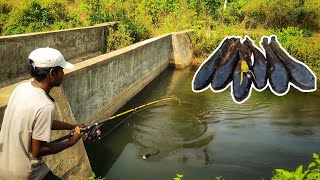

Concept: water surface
[[85, 67, 320, 180]]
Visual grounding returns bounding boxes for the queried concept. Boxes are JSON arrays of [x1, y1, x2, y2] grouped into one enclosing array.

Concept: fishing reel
[[83, 127, 102, 141]]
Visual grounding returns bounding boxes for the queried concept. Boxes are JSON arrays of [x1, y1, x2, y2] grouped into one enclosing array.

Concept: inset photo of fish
[[192, 35, 317, 104]]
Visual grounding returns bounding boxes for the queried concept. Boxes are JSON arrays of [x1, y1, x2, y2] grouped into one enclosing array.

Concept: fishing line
[[52, 97, 180, 143], [94, 103, 153, 141]]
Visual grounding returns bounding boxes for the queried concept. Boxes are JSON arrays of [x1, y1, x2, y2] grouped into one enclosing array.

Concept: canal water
[[85, 67, 320, 180]]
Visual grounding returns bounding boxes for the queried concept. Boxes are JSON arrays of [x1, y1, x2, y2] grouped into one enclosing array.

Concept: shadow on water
[[85, 67, 320, 180]]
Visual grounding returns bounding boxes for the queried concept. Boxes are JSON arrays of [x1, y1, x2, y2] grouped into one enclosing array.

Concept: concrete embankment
[[0, 22, 116, 89], [0, 24, 193, 179]]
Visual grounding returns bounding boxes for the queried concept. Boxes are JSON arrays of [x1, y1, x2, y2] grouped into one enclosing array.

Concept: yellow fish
[[240, 60, 256, 85]]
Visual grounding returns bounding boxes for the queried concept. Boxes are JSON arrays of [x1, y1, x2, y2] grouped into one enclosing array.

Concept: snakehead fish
[[269, 35, 316, 91], [243, 37, 268, 90], [193, 38, 236, 91], [261, 37, 289, 95]]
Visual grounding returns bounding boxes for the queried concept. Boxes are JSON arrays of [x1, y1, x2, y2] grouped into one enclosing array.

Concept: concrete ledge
[[170, 30, 194, 68]]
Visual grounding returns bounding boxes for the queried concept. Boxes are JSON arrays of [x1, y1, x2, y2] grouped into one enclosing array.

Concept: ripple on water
[[132, 113, 218, 157], [192, 91, 273, 122], [181, 133, 215, 149]]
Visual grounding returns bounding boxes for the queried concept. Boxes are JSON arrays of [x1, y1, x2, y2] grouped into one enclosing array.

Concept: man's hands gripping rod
[[52, 123, 101, 143]]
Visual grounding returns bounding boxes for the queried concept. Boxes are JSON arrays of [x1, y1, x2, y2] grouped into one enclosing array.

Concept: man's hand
[[70, 127, 83, 144], [73, 123, 88, 129]]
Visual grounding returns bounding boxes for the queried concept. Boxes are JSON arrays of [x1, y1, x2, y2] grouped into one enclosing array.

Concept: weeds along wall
[[0, 22, 116, 88]]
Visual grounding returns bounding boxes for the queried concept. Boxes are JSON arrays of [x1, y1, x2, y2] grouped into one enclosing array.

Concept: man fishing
[[0, 47, 85, 180]]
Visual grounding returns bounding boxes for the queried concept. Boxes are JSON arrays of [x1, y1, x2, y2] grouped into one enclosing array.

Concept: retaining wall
[[63, 34, 173, 123], [0, 22, 116, 88]]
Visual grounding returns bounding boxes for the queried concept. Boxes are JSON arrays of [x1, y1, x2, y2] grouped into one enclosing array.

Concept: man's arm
[[31, 131, 82, 158], [51, 120, 74, 130], [51, 120, 85, 130]]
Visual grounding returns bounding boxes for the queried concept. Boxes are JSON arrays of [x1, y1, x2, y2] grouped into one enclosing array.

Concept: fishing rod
[[51, 97, 180, 143]]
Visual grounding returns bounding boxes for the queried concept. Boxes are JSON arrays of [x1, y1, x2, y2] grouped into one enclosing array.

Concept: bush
[[2, 0, 82, 35], [173, 174, 183, 180], [80, 0, 105, 25], [273, 27, 303, 54], [120, 17, 150, 43], [0, 2, 12, 34], [191, 25, 272, 59], [241, 0, 268, 29], [105, 19, 150, 52], [88, 172, 104, 180], [106, 22, 133, 52], [271, 27, 320, 80], [272, 153, 320, 180], [137, 0, 179, 27], [216, 0, 247, 25], [297, 0, 320, 31], [241, 0, 320, 31], [302, 29, 312, 37], [203, 0, 222, 17], [153, 3, 211, 34]]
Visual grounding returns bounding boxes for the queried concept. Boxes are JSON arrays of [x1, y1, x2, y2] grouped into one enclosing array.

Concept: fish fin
[[240, 72, 243, 85], [248, 70, 256, 80]]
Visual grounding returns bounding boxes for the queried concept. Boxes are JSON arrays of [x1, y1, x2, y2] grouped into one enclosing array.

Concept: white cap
[[28, 47, 75, 70]]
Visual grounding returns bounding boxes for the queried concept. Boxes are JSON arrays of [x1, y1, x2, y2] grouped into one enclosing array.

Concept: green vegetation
[[172, 154, 320, 179], [0, 0, 319, 77], [272, 153, 320, 180], [173, 174, 184, 180], [0, 0, 83, 35], [89, 172, 105, 180]]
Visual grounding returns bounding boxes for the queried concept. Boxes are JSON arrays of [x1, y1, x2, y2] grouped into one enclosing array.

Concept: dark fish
[[261, 37, 289, 94], [243, 37, 268, 90], [193, 38, 236, 91], [269, 36, 316, 91], [211, 38, 241, 91], [232, 43, 253, 103], [142, 150, 160, 159]]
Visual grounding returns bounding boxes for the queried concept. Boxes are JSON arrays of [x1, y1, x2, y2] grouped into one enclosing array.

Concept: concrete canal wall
[[0, 22, 116, 89], [64, 34, 172, 124], [0, 24, 193, 179]]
